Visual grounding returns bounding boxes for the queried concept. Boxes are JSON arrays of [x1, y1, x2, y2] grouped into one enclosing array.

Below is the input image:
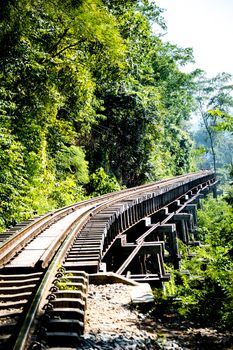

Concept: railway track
[[0, 171, 217, 349]]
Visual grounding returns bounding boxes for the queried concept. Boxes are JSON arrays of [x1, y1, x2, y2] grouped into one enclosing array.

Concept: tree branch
[[48, 27, 70, 54], [51, 42, 80, 58]]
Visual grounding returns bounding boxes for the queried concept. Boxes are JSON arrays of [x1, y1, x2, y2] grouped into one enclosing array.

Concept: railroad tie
[[0, 271, 43, 350], [36, 270, 88, 348]]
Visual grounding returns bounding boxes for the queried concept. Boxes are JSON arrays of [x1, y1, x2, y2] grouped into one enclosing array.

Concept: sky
[[154, 0, 233, 77]]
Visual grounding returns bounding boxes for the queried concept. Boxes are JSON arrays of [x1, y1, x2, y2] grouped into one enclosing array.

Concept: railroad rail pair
[[0, 171, 218, 349]]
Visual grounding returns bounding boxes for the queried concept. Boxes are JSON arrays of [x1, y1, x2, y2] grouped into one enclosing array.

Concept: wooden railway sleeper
[[0, 277, 40, 287], [66, 250, 101, 261], [65, 258, 99, 264], [66, 254, 100, 260], [50, 298, 85, 309], [44, 330, 83, 348], [73, 238, 102, 243], [45, 318, 84, 333], [64, 261, 99, 273], [66, 257, 100, 262], [64, 282, 88, 292], [1, 172, 217, 349], [30, 271, 88, 349], [60, 275, 88, 284], [0, 320, 18, 334], [72, 243, 101, 249], [0, 291, 31, 302], [0, 299, 27, 310], [0, 272, 42, 280], [0, 284, 37, 294], [52, 290, 86, 300]]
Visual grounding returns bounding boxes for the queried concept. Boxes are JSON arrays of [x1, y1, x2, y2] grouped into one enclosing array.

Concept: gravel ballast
[[76, 283, 233, 350]]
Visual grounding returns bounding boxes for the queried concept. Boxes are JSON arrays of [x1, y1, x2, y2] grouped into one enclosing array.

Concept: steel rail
[[12, 210, 93, 350], [0, 204, 92, 267], [12, 173, 211, 349], [0, 171, 216, 349], [13, 179, 171, 349], [115, 179, 218, 275], [0, 171, 213, 268], [102, 174, 216, 265]]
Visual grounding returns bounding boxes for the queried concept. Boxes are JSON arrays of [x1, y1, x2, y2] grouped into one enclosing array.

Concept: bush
[[87, 167, 123, 197], [157, 195, 233, 330]]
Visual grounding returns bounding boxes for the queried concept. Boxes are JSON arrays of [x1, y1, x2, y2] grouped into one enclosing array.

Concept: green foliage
[[0, 129, 31, 228], [85, 2, 196, 186], [87, 167, 123, 196], [55, 273, 82, 291], [198, 196, 233, 248], [192, 127, 233, 182], [0, 0, 213, 229], [55, 145, 89, 183], [224, 186, 233, 205], [193, 71, 233, 174], [209, 109, 233, 133], [0, 0, 126, 227], [160, 196, 233, 330]]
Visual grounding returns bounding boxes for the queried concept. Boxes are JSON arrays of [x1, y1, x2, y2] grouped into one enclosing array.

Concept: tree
[[0, 0, 209, 230], [0, 0, 126, 225], [194, 72, 233, 172], [85, 1, 197, 185], [159, 195, 233, 330]]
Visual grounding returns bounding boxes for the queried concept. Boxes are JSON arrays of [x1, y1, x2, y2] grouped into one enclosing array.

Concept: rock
[[83, 283, 233, 350], [130, 283, 154, 304]]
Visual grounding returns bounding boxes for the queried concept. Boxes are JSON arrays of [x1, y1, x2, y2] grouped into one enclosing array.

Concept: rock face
[[79, 283, 233, 350]]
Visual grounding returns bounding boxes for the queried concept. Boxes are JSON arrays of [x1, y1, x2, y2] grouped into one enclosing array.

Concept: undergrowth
[[153, 193, 233, 330]]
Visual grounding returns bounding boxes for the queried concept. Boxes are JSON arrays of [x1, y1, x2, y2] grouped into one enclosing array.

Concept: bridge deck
[[4, 206, 94, 269]]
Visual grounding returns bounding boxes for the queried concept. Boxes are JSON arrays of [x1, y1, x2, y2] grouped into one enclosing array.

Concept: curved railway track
[[0, 171, 218, 349]]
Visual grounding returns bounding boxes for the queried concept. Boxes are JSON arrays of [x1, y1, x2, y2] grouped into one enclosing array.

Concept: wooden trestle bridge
[[0, 171, 218, 349]]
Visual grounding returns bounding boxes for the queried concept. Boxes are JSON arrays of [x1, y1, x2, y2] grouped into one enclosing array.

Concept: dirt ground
[[85, 283, 233, 350]]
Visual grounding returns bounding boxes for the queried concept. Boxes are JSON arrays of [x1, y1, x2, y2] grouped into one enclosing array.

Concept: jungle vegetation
[[155, 192, 233, 330], [0, 0, 233, 332], [0, 0, 232, 232]]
